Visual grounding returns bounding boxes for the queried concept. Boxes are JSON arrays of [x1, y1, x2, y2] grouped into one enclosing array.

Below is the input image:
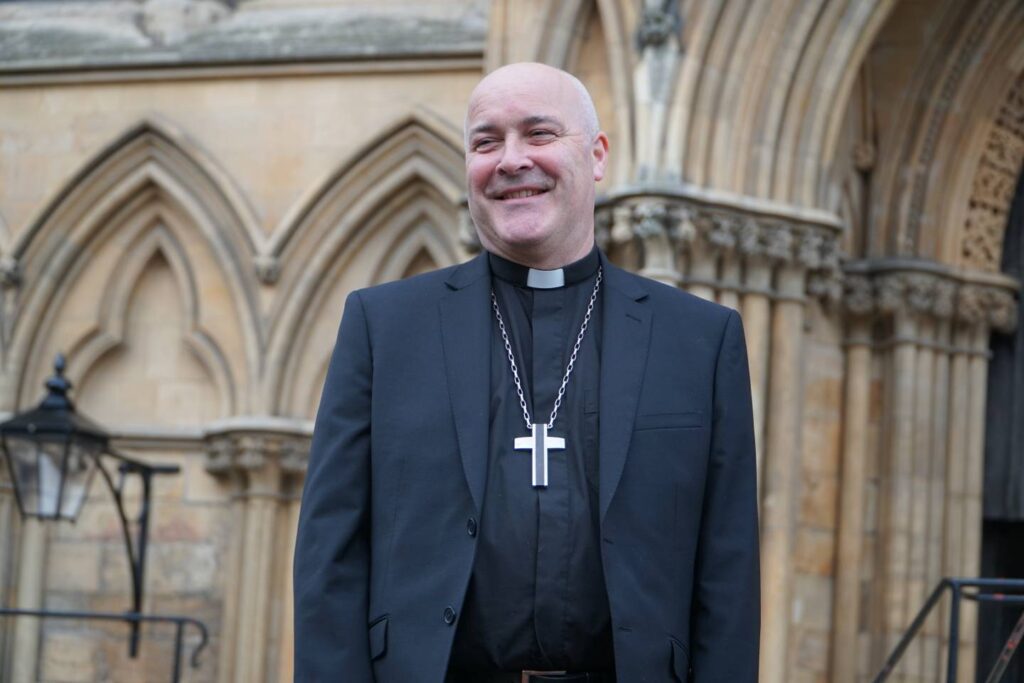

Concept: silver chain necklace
[[490, 266, 602, 487]]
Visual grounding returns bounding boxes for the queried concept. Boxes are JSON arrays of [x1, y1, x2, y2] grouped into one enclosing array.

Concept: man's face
[[464, 66, 608, 267]]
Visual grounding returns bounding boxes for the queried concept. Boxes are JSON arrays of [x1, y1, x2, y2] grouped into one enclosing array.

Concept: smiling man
[[294, 63, 760, 683]]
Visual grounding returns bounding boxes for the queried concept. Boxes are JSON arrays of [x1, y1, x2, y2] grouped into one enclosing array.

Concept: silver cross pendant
[[514, 424, 566, 488]]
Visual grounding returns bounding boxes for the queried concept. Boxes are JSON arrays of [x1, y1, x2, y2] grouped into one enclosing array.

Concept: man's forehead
[[467, 82, 580, 129]]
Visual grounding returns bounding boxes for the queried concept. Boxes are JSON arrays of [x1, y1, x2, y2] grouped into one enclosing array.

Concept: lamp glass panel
[[3, 435, 42, 517], [58, 441, 100, 521], [37, 440, 68, 518]]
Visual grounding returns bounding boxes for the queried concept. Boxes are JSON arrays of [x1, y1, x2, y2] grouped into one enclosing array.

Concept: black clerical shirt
[[449, 246, 614, 673]]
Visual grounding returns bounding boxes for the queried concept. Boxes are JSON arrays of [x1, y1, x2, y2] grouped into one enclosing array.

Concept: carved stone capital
[[669, 205, 698, 245], [204, 428, 311, 493], [632, 201, 670, 239], [598, 193, 843, 301], [842, 262, 1019, 334], [737, 218, 763, 257], [706, 214, 738, 253], [763, 225, 795, 263], [843, 274, 875, 316], [956, 284, 1018, 332]]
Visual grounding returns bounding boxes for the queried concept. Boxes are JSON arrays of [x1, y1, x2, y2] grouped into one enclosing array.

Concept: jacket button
[[443, 606, 456, 625], [466, 517, 478, 537]]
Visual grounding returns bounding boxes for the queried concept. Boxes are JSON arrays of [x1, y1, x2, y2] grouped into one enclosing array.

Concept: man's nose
[[496, 136, 533, 175]]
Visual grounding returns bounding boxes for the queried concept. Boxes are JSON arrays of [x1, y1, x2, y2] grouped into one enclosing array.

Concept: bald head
[[464, 62, 601, 147], [462, 61, 609, 269]]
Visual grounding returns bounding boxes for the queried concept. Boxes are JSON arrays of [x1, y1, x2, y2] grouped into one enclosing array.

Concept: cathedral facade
[[0, 1, 1022, 681]]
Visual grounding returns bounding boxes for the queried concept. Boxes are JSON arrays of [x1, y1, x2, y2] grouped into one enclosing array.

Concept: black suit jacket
[[293, 252, 759, 682]]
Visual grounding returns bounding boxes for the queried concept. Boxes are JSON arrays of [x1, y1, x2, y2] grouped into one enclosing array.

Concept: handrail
[[0, 607, 208, 682], [873, 577, 1024, 683]]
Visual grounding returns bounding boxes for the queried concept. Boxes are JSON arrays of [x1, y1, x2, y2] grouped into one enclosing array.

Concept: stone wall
[[0, 1, 1021, 682]]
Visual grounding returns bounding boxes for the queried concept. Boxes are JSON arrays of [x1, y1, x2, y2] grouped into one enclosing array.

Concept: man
[[294, 63, 759, 682]]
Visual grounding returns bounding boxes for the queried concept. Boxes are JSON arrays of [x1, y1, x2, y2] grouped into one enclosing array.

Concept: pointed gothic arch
[[7, 118, 260, 413], [66, 217, 235, 419], [264, 110, 467, 415]]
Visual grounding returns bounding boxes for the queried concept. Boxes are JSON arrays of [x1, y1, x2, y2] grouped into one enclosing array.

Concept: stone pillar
[[685, 213, 717, 301], [632, 201, 680, 287], [738, 219, 773, 499], [10, 518, 46, 683], [602, 193, 841, 683], [838, 264, 1017, 681], [831, 276, 873, 683], [759, 253, 806, 683], [206, 428, 309, 683]]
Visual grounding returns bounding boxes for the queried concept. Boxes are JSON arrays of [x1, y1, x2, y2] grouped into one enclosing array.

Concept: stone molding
[[205, 428, 311, 484], [596, 192, 843, 301], [904, 0, 1005, 251], [843, 260, 1019, 333], [0, 1, 487, 72], [961, 74, 1024, 271]]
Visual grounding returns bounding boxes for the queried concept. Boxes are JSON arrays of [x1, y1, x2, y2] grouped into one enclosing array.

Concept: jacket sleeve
[[691, 309, 761, 682], [293, 290, 374, 682]]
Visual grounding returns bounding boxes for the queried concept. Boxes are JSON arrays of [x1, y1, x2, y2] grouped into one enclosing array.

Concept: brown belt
[[447, 671, 615, 683]]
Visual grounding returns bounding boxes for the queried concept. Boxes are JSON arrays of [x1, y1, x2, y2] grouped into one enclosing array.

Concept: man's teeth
[[503, 189, 543, 199]]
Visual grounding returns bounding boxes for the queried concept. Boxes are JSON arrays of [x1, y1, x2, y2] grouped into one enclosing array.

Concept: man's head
[[464, 62, 609, 269]]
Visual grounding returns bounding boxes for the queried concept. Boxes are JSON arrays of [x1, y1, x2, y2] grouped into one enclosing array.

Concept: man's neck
[[486, 238, 595, 271]]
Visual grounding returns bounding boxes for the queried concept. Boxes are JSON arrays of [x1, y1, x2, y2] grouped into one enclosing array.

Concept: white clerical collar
[[526, 268, 564, 289], [487, 246, 600, 290]]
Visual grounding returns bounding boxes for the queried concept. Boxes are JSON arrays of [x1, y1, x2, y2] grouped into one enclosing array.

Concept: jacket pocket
[[669, 637, 690, 682], [634, 411, 703, 431], [369, 615, 388, 660]]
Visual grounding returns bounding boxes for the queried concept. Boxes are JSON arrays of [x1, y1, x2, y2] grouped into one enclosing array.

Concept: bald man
[[294, 63, 760, 683]]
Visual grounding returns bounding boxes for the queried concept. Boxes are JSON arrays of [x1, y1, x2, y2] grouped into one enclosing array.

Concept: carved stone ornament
[[843, 275, 875, 316], [204, 430, 310, 478], [960, 75, 1024, 271], [842, 266, 1018, 333], [763, 226, 795, 263], [636, 1, 678, 50], [254, 254, 281, 285], [670, 206, 698, 245], [632, 201, 670, 239], [0, 256, 21, 288], [737, 218, 763, 256], [707, 215, 738, 252]]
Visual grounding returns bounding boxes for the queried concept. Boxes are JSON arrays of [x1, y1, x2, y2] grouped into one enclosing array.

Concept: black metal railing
[[873, 577, 1024, 683], [0, 607, 208, 683]]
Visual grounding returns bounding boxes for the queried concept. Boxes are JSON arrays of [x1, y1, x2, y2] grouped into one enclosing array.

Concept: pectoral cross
[[514, 424, 565, 488]]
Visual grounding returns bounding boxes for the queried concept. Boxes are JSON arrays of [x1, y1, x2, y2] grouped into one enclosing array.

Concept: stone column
[[839, 264, 1017, 681], [831, 276, 873, 683], [206, 428, 309, 683], [738, 220, 772, 499], [632, 201, 680, 287], [759, 250, 806, 683], [10, 518, 46, 683], [685, 213, 717, 301]]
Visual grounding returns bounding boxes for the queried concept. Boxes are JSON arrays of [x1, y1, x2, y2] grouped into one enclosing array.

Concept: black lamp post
[[0, 354, 182, 657]]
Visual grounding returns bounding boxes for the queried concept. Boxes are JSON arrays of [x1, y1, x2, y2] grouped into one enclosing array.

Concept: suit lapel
[[439, 254, 491, 513], [599, 261, 652, 522]]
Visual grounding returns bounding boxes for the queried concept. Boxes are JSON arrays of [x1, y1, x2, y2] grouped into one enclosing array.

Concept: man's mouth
[[496, 188, 548, 200]]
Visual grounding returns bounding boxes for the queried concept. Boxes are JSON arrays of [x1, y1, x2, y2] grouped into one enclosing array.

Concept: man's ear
[[592, 132, 610, 182]]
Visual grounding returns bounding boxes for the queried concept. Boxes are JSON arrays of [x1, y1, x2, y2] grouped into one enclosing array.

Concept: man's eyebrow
[[468, 123, 500, 138], [467, 115, 566, 139], [520, 115, 564, 128]]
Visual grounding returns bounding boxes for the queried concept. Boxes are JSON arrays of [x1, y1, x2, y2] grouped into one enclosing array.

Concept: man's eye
[[473, 139, 497, 151], [529, 130, 555, 139]]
